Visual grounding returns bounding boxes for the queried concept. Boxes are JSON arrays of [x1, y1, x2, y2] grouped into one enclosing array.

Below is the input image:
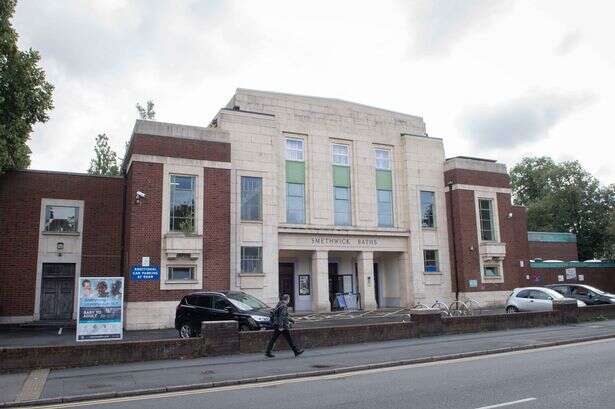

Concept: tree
[[88, 134, 120, 176], [0, 0, 54, 173], [510, 156, 615, 260], [136, 100, 155, 120]]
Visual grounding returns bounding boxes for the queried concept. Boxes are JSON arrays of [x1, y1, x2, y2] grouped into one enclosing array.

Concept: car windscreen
[[226, 292, 268, 311], [583, 285, 607, 295]]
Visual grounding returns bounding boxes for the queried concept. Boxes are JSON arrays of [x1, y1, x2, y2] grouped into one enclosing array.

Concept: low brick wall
[[578, 304, 615, 321], [240, 321, 418, 354], [0, 338, 205, 372], [442, 311, 560, 334]]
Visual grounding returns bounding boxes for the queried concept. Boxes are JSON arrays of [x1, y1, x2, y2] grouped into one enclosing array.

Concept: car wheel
[[179, 323, 196, 338], [506, 306, 518, 313]]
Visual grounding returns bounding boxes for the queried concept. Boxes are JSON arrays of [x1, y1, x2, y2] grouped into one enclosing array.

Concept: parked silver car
[[505, 287, 586, 313]]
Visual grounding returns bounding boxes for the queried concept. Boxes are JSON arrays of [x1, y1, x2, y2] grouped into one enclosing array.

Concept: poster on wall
[[77, 277, 124, 342], [558, 275, 564, 282], [298, 275, 311, 295], [565, 268, 577, 280]]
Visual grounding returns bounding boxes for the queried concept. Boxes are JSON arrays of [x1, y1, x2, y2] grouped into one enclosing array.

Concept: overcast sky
[[13, 0, 615, 184]]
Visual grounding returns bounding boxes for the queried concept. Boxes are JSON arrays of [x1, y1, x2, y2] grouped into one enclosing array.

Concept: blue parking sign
[[131, 265, 160, 281]]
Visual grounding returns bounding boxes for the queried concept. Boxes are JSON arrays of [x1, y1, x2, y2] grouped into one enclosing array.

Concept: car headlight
[[251, 315, 269, 322], [609, 298, 615, 304]]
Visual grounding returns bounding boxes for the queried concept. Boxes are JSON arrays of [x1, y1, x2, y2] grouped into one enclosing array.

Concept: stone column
[[398, 252, 413, 307], [311, 250, 330, 312], [357, 251, 377, 310]]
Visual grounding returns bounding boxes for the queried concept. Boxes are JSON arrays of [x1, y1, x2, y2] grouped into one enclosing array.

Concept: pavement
[[2, 318, 615, 407], [37, 336, 615, 409]]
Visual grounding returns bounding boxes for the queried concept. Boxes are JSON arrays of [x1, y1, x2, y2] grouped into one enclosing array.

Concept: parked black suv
[[545, 284, 615, 306], [175, 291, 273, 338]]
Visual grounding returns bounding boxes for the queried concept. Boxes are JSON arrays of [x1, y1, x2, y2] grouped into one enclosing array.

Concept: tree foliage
[[0, 0, 54, 173], [510, 156, 615, 260], [88, 134, 120, 176], [136, 100, 155, 120]]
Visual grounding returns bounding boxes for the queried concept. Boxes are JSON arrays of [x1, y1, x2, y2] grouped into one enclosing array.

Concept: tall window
[[286, 183, 305, 223], [377, 190, 393, 227], [375, 149, 392, 227], [478, 198, 495, 241], [45, 205, 78, 232], [286, 138, 304, 161], [420, 191, 435, 228], [375, 149, 391, 170], [332, 144, 349, 166], [240, 176, 262, 221], [483, 264, 501, 278], [333, 143, 351, 226], [423, 250, 439, 273], [334, 187, 351, 226], [241, 247, 262, 273], [170, 175, 196, 233]]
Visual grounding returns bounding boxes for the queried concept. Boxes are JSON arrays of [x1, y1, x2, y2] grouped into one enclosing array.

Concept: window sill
[[239, 272, 264, 277], [423, 271, 442, 275], [421, 227, 437, 231], [240, 219, 263, 224], [164, 232, 202, 238], [165, 279, 198, 284], [42, 231, 80, 236]]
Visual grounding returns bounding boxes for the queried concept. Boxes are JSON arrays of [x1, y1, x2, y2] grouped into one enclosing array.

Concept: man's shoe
[[265, 352, 275, 358], [294, 349, 304, 357]]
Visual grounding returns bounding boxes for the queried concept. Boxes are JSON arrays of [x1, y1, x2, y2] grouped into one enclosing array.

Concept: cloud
[[555, 30, 582, 55], [459, 91, 596, 150], [404, 0, 513, 56]]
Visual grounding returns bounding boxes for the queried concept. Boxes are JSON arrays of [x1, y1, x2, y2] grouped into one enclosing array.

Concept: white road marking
[[475, 397, 537, 409], [25, 337, 615, 409]]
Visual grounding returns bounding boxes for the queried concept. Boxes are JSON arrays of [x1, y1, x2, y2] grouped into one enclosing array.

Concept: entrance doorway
[[278, 263, 295, 308], [40, 263, 75, 321]]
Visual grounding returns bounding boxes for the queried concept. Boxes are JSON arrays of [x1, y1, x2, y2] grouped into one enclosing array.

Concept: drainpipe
[[448, 181, 460, 302], [119, 172, 128, 282]]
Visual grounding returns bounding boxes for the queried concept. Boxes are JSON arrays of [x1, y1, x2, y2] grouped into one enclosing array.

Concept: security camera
[[136, 191, 146, 199]]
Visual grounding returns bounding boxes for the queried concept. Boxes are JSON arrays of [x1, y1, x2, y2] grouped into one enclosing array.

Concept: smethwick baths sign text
[[311, 237, 379, 247]]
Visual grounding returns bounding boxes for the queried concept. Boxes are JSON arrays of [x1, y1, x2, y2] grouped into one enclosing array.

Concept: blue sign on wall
[[131, 266, 160, 281]]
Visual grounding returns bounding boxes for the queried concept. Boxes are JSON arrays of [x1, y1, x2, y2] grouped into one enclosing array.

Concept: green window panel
[[376, 169, 392, 190], [332, 165, 350, 187], [286, 160, 305, 184]]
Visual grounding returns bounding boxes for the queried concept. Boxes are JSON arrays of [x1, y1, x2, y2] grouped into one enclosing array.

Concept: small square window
[[168, 266, 195, 281], [423, 250, 439, 273], [286, 138, 304, 161], [45, 205, 79, 232], [375, 149, 391, 170], [332, 144, 349, 166], [241, 247, 263, 273], [483, 265, 501, 278]]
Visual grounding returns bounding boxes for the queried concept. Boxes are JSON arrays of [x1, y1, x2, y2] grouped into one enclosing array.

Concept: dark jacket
[[271, 301, 294, 330]]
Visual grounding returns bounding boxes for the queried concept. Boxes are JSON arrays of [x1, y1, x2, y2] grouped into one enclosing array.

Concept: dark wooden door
[[40, 263, 75, 321], [373, 263, 380, 308], [279, 263, 295, 308]]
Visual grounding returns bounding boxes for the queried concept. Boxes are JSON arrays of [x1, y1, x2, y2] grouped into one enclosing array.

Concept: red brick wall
[[529, 242, 579, 261], [0, 171, 124, 317], [446, 188, 531, 293], [123, 163, 230, 302], [129, 134, 230, 163], [527, 267, 615, 293], [444, 169, 510, 189]]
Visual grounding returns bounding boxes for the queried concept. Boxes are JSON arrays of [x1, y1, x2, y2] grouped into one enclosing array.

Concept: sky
[[12, 0, 615, 184]]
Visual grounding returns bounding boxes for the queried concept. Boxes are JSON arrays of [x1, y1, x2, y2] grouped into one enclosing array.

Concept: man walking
[[265, 294, 303, 358]]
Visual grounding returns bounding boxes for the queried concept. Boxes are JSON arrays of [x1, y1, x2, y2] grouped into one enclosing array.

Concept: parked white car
[[506, 287, 586, 313]]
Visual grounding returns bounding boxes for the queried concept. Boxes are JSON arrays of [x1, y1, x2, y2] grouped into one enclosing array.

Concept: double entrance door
[[40, 263, 75, 321]]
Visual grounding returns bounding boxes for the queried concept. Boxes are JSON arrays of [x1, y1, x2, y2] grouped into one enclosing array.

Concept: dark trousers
[[266, 328, 298, 354]]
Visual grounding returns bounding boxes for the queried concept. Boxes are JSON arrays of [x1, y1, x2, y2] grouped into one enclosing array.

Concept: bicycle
[[431, 300, 451, 317], [448, 297, 480, 317]]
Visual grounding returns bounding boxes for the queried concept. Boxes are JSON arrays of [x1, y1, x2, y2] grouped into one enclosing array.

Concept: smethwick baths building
[[3, 88, 580, 330]]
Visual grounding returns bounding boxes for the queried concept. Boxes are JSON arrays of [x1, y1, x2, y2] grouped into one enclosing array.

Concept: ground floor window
[[241, 246, 263, 273], [168, 266, 195, 281], [423, 249, 439, 273], [483, 264, 501, 278]]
